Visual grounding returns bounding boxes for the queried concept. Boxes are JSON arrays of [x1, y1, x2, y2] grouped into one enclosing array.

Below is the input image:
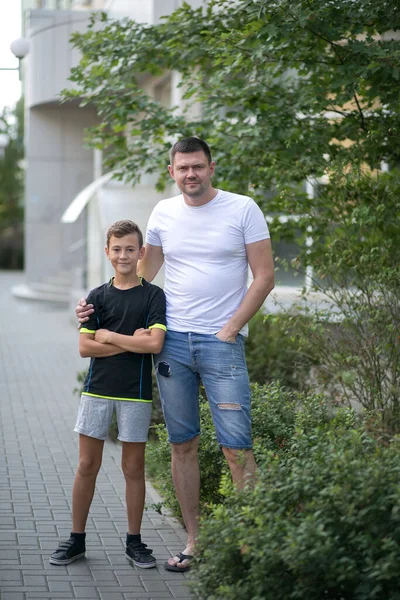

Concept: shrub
[[146, 383, 334, 519], [245, 312, 318, 390], [147, 396, 226, 519], [192, 414, 400, 600], [288, 172, 400, 434]]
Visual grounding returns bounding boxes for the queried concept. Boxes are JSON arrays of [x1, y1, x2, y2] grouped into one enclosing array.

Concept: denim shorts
[[74, 395, 152, 443], [154, 331, 252, 449]]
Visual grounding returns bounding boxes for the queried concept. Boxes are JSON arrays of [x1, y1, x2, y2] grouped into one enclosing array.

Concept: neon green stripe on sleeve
[[80, 328, 96, 334], [149, 324, 167, 331]]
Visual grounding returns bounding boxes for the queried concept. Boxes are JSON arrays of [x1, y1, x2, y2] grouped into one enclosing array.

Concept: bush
[[289, 171, 400, 433], [146, 383, 334, 519], [147, 395, 226, 519], [192, 413, 400, 600], [245, 312, 318, 390]]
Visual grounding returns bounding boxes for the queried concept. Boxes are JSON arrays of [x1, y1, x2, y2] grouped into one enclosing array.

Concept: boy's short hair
[[170, 137, 212, 165], [106, 220, 143, 248]]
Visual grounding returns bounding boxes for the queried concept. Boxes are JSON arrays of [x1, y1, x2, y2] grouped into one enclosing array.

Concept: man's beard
[[182, 180, 206, 198]]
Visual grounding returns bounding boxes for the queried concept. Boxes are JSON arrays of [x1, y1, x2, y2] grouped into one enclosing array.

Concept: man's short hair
[[106, 220, 143, 248], [170, 137, 212, 165]]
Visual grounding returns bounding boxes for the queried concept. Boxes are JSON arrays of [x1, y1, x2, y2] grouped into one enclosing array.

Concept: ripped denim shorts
[[154, 330, 252, 449]]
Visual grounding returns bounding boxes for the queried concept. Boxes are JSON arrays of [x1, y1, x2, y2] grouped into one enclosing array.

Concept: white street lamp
[[0, 38, 31, 80], [10, 38, 30, 60]]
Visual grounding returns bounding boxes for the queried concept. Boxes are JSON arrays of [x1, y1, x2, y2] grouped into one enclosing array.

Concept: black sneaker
[[125, 540, 156, 569], [49, 537, 86, 565]]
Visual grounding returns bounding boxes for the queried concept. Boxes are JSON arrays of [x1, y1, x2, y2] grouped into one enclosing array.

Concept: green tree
[[64, 0, 400, 194], [63, 0, 400, 275], [63, 0, 400, 427], [0, 96, 24, 269]]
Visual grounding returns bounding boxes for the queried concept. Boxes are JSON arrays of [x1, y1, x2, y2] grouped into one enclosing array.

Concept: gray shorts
[[74, 394, 152, 443]]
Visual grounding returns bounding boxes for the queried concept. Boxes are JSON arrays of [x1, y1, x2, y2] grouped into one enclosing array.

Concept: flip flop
[[164, 552, 194, 572]]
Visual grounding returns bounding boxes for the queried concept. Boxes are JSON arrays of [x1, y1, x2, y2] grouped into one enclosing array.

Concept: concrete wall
[[25, 9, 95, 108], [25, 103, 99, 282], [23, 9, 99, 285], [21, 3, 204, 294], [106, 0, 205, 23]]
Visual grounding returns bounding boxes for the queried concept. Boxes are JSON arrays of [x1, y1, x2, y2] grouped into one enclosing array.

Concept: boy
[[50, 220, 166, 569]]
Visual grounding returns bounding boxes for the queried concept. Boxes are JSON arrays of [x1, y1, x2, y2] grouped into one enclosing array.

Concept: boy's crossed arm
[[95, 327, 165, 355], [79, 333, 125, 358]]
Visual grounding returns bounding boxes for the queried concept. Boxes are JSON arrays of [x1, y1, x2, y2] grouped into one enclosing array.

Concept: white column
[[87, 149, 104, 289]]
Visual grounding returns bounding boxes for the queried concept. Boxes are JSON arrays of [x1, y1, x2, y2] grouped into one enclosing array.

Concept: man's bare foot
[[164, 546, 195, 572]]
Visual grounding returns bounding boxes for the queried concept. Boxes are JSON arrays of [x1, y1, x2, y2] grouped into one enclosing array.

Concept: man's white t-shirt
[[145, 189, 270, 336]]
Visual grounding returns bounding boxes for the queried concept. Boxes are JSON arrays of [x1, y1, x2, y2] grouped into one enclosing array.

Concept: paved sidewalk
[[0, 272, 193, 600]]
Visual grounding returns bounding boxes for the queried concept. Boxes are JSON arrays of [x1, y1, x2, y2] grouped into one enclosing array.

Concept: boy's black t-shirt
[[80, 277, 166, 402]]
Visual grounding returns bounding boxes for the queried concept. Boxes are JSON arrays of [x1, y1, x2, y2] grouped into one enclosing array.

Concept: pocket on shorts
[[213, 333, 237, 345]]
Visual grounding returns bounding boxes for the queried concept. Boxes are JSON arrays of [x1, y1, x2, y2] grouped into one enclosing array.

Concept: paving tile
[[46, 576, 93, 585], [27, 483, 47, 492], [36, 524, 58, 534], [157, 532, 183, 544], [15, 519, 37, 531], [11, 492, 31, 502], [92, 520, 118, 531], [40, 537, 66, 550], [48, 579, 73, 592], [143, 581, 172, 593], [0, 517, 16, 529], [90, 570, 118, 583], [33, 509, 54, 518], [0, 532, 18, 542], [0, 273, 194, 600], [167, 582, 194, 598], [72, 585, 100, 598], [49, 499, 70, 508], [18, 535, 40, 547], [79, 550, 108, 562], [26, 594, 73, 599], [9, 480, 29, 490], [63, 558, 91, 572], [0, 570, 23, 583], [107, 554, 132, 566], [138, 569, 173, 579], [114, 574, 143, 586], [20, 553, 44, 566], [124, 594, 173, 599], [97, 592, 126, 600], [23, 574, 48, 587], [0, 549, 19, 560]]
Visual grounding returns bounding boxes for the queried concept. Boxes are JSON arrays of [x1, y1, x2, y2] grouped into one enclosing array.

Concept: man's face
[[168, 151, 215, 198], [105, 233, 144, 276]]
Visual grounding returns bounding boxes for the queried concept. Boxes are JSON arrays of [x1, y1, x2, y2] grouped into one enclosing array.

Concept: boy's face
[[105, 233, 145, 277]]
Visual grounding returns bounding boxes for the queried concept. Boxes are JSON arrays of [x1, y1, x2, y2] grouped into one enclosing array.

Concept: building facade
[[15, 0, 205, 304]]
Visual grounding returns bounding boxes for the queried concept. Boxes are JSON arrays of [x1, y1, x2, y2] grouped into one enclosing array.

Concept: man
[[76, 137, 274, 572]]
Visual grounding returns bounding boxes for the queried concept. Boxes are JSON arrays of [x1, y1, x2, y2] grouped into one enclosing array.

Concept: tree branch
[[353, 90, 368, 132]]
